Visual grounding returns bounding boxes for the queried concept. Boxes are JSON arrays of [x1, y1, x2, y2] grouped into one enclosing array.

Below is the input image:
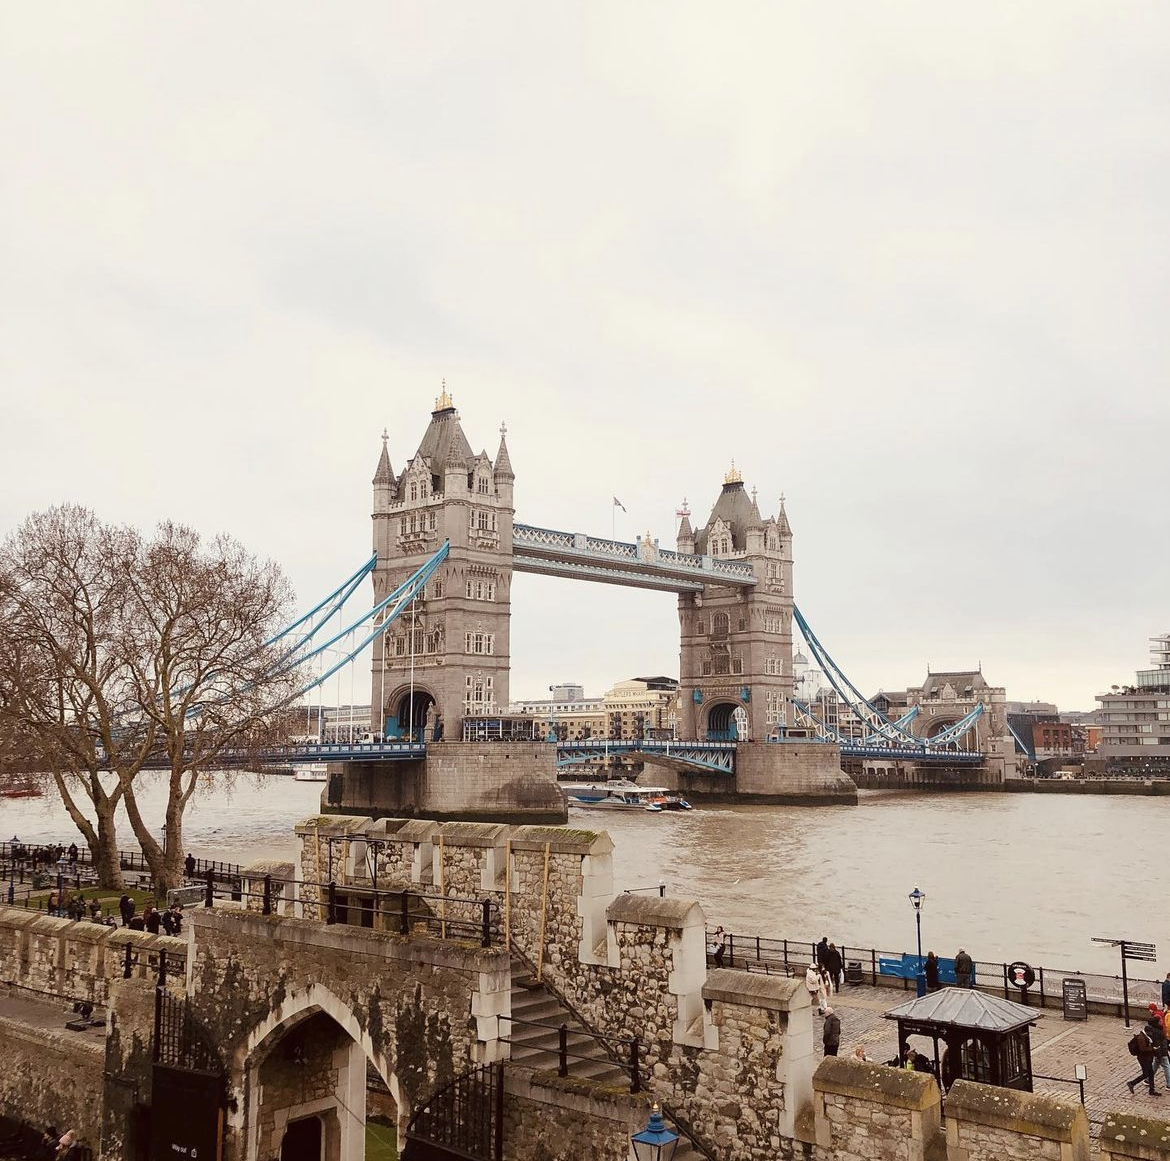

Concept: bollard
[[204, 869, 214, 908], [399, 890, 410, 935], [481, 899, 492, 948]]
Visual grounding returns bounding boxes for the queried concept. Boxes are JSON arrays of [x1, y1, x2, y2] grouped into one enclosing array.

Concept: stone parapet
[[0, 1015, 103, 1152], [813, 1057, 942, 1161], [944, 1080, 1089, 1161], [1099, 1111, 1170, 1160]]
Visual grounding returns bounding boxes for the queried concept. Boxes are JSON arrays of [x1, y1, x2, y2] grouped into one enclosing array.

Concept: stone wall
[[102, 977, 158, 1161], [0, 905, 185, 1006], [187, 906, 510, 1158], [0, 1016, 104, 1152], [813, 1056, 942, 1161], [944, 1079, 1089, 1161], [323, 741, 567, 824], [1097, 1111, 1170, 1161]]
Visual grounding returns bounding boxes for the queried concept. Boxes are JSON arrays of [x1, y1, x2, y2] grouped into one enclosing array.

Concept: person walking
[[822, 1006, 841, 1056], [709, 926, 727, 968], [924, 951, 941, 992], [1126, 1026, 1159, 1096], [805, 963, 822, 1012], [184, 853, 196, 879], [118, 894, 134, 927], [954, 947, 973, 988], [826, 942, 844, 991], [1146, 1010, 1170, 1092], [1162, 973, 1170, 1011]]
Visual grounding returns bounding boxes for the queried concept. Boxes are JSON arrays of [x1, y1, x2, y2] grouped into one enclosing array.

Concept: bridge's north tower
[[676, 467, 794, 742], [370, 390, 514, 740]]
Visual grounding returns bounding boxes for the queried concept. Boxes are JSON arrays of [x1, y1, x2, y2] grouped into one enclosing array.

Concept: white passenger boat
[[294, 763, 328, 783], [562, 780, 691, 812]]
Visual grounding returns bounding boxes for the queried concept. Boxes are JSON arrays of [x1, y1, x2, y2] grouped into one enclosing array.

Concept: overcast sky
[[2, 3, 1166, 713]]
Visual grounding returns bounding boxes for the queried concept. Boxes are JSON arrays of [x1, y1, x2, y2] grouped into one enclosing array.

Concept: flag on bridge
[[613, 496, 626, 513]]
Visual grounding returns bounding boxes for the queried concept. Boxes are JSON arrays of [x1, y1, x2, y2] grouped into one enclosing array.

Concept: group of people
[[118, 895, 183, 936], [1124, 978, 1170, 1097], [808, 937, 846, 1056]]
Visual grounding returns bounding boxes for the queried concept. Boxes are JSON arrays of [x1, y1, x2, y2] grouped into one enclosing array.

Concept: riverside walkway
[[826, 980, 1162, 1136]]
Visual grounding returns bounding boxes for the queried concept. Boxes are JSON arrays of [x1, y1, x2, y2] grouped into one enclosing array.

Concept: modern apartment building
[[1095, 634, 1170, 768]]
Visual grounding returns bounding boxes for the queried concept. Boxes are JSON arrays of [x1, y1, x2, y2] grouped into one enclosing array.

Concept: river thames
[[0, 777, 1155, 978]]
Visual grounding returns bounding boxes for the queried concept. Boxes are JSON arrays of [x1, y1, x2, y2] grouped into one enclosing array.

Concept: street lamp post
[[908, 886, 926, 995], [56, 856, 67, 918], [631, 1103, 679, 1161]]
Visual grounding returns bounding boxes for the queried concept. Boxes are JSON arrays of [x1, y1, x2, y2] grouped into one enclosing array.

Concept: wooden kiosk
[[884, 987, 1041, 1091]]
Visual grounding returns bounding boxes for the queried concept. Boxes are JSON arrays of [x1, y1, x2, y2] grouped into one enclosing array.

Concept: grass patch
[[365, 1120, 397, 1160]]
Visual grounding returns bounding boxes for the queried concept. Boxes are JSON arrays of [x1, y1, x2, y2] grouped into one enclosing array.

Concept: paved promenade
[[826, 979, 1166, 1135]]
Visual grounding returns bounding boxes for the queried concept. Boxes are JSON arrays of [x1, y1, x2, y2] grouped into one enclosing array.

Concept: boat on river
[[562, 779, 691, 812], [294, 763, 328, 783]]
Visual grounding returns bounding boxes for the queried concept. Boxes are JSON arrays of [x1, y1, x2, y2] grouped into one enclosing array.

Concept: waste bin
[[916, 972, 927, 998], [846, 961, 863, 986]]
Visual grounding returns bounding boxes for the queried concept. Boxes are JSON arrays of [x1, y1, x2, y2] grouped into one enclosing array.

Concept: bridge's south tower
[[676, 467, 794, 742], [370, 390, 514, 740]]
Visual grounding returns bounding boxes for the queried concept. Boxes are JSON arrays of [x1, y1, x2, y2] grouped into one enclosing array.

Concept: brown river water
[[0, 777, 1155, 978]]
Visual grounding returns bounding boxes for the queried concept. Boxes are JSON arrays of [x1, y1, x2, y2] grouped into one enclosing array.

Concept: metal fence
[[202, 870, 505, 948], [707, 929, 1164, 1015]]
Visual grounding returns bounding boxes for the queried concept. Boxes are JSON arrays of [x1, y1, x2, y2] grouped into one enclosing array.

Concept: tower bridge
[[290, 390, 1011, 821]]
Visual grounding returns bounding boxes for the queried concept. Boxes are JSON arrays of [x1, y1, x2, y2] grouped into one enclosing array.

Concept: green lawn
[[366, 1120, 397, 1160]]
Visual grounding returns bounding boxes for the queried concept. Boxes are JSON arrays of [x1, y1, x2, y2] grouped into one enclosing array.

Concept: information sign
[[1062, 978, 1088, 1021]]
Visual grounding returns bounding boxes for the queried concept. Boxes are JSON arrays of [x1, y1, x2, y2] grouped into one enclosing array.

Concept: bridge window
[[738, 616, 746, 632], [465, 631, 495, 655], [477, 475, 490, 494], [410, 515, 417, 533], [697, 618, 706, 635], [429, 580, 443, 600], [714, 656, 730, 676], [466, 579, 496, 601], [712, 612, 729, 636], [702, 660, 712, 676], [399, 518, 407, 536], [732, 656, 743, 675]]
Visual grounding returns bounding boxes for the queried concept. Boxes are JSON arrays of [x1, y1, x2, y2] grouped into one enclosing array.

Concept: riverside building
[[1095, 634, 1170, 772]]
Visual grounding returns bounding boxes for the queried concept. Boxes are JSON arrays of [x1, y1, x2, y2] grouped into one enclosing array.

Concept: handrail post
[[629, 1036, 642, 1093], [400, 890, 410, 935], [158, 950, 168, 989], [558, 1024, 568, 1077], [481, 898, 492, 948], [123, 941, 133, 980], [204, 869, 214, 909], [871, 947, 877, 985], [327, 880, 337, 925], [262, 874, 272, 916]]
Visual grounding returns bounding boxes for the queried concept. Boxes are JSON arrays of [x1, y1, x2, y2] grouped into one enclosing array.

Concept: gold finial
[[724, 460, 742, 485], [381, 427, 388, 445], [434, 378, 454, 411], [499, 421, 507, 438]]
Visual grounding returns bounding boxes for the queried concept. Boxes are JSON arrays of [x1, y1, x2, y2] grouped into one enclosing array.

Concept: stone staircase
[[506, 959, 707, 1159]]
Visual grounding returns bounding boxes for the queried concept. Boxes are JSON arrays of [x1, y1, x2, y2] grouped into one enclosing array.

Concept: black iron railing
[[403, 1061, 504, 1161], [0, 841, 240, 887], [706, 928, 1165, 1014], [499, 1015, 644, 1092], [202, 870, 504, 948]]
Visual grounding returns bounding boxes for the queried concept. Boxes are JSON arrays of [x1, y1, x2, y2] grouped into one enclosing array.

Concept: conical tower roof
[[372, 429, 395, 485], [494, 423, 514, 479], [410, 384, 474, 475], [695, 463, 758, 554], [777, 495, 792, 537]]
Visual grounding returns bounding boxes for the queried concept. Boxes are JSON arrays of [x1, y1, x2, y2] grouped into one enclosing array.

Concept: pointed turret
[[373, 429, 395, 487], [777, 494, 792, 538], [494, 422, 514, 480], [372, 429, 397, 514]]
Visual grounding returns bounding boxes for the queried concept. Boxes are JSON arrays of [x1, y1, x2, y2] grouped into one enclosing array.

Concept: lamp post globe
[[631, 1103, 680, 1161], [908, 886, 926, 962]]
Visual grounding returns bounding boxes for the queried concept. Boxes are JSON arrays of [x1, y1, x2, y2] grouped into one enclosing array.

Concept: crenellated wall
[[0, 905, 185, 1005], [944, 1079, 1090, 1160]]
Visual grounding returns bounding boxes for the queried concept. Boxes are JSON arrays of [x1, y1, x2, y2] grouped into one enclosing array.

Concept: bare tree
[[0, 506, 297, 891]]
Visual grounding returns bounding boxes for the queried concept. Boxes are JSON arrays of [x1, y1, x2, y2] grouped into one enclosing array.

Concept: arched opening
[[925, 717, 960, 739], [384, 688, 439, 742], [245, 999, 400, 1161], [706, 701, 741, 742]]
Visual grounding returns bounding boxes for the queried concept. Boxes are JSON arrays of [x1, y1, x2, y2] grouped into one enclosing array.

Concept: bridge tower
[[676, 467, 794, 742], [370, 390, 514, 741]]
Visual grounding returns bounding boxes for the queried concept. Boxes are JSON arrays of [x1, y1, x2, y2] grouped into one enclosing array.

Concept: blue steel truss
[[555, 738, 736, 774], [788, 605, 987, 764]]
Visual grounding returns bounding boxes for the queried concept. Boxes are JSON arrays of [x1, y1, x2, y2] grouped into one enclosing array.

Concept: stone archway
[[384, 685, 440, 742], [240, 984, 401, 1161]]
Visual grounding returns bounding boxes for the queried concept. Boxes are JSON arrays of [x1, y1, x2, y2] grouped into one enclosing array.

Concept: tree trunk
[[91, 795, 124, 891]]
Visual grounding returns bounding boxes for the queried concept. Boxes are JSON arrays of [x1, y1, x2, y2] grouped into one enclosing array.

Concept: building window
[[477, 475, 489, 495], [702, 661, 712, 676], [399, 518, 406, 536], [697, 618, 706, 635], [429, 580, 444, 600], [410, 483, 418, 501], [464, 632, 495, 655], [428, 512, 436, 531]]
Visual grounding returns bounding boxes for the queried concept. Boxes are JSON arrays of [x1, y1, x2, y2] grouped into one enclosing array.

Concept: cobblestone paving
[[822, 980, 1169, 1141]]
